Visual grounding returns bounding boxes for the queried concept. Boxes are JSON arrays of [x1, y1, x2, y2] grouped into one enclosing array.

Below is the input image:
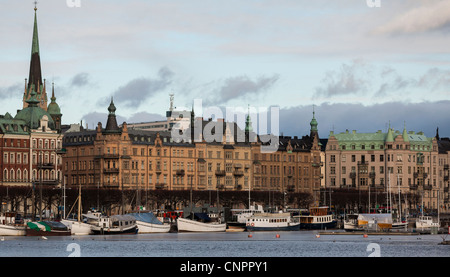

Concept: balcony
[[444, 187, 449, 193], [235, 184, 242, 190], [103, 168, 119, 174], [233, 170, 244, 176], [155, 167, 162, 174], [37, 162, 54, 169], [287, 185, 295, 192], [155, 183, 166, 189], [369, 172, 376, 179], [176, 169, 185, 176], [215, 170, 226, 176], [410, 184, 418, 190], [349, 172, 356, 179], [444, 175, 449, 181], [357, 161, 368, 166], [444, 164, 449, 170], [423, 185, 432, 190]]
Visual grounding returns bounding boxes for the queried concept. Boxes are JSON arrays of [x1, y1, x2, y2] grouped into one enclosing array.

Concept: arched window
[[24, 169, 28, 181], [3, 169, 8, 181]]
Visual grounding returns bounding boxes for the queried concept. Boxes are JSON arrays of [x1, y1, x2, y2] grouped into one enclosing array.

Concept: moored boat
[[297, 207, 337, 230], [26, 221, 71, 236], [357, 213, 392, 231], [415, 215, 439, 230], [61, 218, 93, 235], [177, 213, 226, 232], [127, 212, 170, 233], [89, 213, 137, 235], [246, 212, 300, 231], [0, 212, 26, 236], [343, 214, 363, 232]]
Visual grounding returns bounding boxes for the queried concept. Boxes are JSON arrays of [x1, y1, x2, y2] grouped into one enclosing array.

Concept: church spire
[[28, 4, 42, 93]]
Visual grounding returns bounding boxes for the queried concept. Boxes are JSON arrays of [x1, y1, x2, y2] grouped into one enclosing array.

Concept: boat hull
[[61, 220, 93, 235], [91, 225, 137, 235], [0, 224, 26, 236], [246, 223, 300, 232], [300, 221, 337, 230], [177, 218, 226, 232], [136, 221, 170, 233], [26, 228, 71, 236]]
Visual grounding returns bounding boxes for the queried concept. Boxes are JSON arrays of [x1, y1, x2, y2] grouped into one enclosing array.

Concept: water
[[1, 231, 449, 257]]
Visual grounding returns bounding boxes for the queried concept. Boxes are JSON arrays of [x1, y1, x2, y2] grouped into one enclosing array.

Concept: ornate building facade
[[325, 125, 449, 211], [62, 101, 322, 206], [0, 7, 64, 214]]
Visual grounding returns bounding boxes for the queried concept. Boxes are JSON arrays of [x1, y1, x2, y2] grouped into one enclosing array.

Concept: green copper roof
[[15, 91, 55, 130], [329, 128, 434, 151], [310, 111, 318, 132], [47, 84, 61, 115]]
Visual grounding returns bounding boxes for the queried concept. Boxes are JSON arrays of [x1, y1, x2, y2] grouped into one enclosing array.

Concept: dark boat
[[26, 221, 71, 236]]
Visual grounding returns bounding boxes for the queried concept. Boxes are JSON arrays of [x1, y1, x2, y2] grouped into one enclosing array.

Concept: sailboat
[[176, 184, 226, 232], [61, 183, 93, 235], [392, 175, 408, 230]]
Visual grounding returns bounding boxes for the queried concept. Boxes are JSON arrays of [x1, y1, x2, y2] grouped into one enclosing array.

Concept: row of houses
[[1, 7, 449, 213]]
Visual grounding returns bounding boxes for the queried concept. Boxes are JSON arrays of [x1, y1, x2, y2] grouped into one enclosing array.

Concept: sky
[[1, 0, 450, 139]]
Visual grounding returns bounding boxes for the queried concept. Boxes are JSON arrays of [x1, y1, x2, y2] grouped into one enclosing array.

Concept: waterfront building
[[62, 101, 321, 207], [0, 7, 63, 213], [324, 125, 447, 211]]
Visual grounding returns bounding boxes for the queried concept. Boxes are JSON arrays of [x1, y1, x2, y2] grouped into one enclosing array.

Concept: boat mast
[[398, 174, 401, 221], [78, 179, 81, 222]]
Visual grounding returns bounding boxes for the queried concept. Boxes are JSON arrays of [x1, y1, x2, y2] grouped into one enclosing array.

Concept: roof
[[15, 92, 55, 130]]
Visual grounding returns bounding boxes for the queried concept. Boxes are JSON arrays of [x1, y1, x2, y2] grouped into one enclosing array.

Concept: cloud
[[103, 66, 174, 108], [0, 83, 21, 99], [70, 73, 91, 87], [203, 74, 279, 105], [314, 59, 372, 98], [279, 101, 450, 139], [374, 1, 450, 35]]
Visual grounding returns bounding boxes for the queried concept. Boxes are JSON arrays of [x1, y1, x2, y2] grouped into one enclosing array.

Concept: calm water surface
[[0, 231, 449, 257]]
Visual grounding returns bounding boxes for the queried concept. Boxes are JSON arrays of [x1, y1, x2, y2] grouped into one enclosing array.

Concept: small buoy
[[276, 233, 280, 238], [1, 237, 4, 241], [248, 234, 253, 238], [363, 234, 368, 238], [41, 236, 48, 240], [315, 234, 320, 238]]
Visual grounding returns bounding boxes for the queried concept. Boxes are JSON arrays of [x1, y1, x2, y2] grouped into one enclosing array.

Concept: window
[[330, 155, 335, 163]]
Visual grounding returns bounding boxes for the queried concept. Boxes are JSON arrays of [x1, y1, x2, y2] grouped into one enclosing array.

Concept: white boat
[[86, 212, 137, 235], [246, 212, 300, 231], [391, 220, 408, 230], [127, 212, 170, 233], [357, 213, 393, 231], [177, 213, 226, 232], [61, 218, 93, 235], [343, 214, 362, 232], [0, 212, 26, 236], [415, 216, 439, 230], [229, 204, 265, 228], [297, 207, 337, 230]]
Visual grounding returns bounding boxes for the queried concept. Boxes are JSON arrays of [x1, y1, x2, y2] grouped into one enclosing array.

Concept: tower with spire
[[23, 4, 48, 111]]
